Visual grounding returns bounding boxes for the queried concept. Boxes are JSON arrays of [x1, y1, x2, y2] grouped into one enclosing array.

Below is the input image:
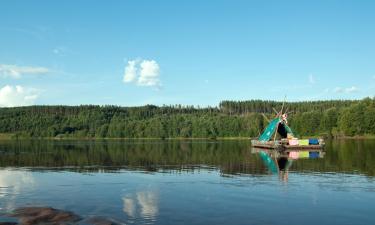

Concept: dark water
[[0, 140, 374, 225]]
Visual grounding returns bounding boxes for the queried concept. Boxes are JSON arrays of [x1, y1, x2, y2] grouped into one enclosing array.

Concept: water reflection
[[0, 139, 374, 176], [0, 140, 375, 225], [0, 170, 35, 211], [123, 191, 159, 222], [253, 148, 325, 183]]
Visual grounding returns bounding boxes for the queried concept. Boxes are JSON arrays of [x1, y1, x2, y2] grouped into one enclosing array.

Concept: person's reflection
[[277, 156, 292, 183], [258, 150, 292, 183]]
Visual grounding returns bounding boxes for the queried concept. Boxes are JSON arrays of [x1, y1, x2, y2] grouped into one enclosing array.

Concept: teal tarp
[[259, 118, 281, 141], [258, 118, 295, 141], [259, 151, 278, 174]]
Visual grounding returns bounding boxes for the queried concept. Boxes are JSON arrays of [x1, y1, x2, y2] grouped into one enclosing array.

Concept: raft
[[251, 138, 325, 151], [252, 110, 325, 151]]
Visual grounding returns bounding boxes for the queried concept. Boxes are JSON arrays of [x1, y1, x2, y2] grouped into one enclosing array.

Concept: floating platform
[[251, 139, 325, 151]]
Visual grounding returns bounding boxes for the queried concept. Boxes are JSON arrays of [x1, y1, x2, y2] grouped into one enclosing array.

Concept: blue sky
[[0, 0, 374, 107]]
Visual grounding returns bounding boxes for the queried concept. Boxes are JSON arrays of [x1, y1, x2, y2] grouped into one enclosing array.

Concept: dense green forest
[[0, 98, 374, 139]]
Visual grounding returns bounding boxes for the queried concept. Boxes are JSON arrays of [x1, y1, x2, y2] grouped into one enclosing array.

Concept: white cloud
[[123, 59, 161, 88], [0, 64, 50, 79], [0, 85, 40, 107], [345, 86, 358, 93], [138, 60, 160, 87], [52, 46, 75, 56], [333, 87, 344, 93], [53, 47, 66, 55], [308, 74, 315, 84], [123, 60, 138, 83], [333, 86, 359, 94]]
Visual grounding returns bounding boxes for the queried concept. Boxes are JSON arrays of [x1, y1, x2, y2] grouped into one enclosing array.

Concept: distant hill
[[0, 98, 374, 139]]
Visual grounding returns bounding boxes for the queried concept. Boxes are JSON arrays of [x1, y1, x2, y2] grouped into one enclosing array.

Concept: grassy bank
[[0, 133, 15, 140]]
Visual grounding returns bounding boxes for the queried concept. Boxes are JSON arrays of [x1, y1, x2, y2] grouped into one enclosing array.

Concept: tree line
[[0, 98, 374, 139]]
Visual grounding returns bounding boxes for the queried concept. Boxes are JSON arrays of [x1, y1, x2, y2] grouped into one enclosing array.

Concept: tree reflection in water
[[0, 139, 374, 177]]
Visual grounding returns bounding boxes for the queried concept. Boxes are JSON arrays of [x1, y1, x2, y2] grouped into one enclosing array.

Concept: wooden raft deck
[[251, 140, 325, 151]]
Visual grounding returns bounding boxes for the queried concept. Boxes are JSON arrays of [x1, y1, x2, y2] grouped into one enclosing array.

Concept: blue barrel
[[309, 138, 319, 145]]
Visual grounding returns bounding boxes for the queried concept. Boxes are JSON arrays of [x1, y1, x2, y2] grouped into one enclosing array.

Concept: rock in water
[[9, 207, 81, 225], [82, 216, 123, 225]]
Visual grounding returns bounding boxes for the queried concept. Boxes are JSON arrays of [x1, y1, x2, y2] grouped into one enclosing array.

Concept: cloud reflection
[[122, 191, 159, 221], [0, 169, 35, 211], [123, 197, 136, 217]]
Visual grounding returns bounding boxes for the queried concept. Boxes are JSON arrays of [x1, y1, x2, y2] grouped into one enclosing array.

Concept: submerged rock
[[82, 216, 123, 225], [3, 206, 125, 225], [9, 207, 81, 225]]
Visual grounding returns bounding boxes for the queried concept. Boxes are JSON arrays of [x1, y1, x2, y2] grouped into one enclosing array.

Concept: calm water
[[0, 140, 374, 225]]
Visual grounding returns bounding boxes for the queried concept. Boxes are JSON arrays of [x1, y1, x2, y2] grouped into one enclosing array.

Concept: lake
[[0, 139, 374, 225]]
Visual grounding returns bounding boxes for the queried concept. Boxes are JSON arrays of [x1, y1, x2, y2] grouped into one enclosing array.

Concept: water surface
[[0, 140, 374, 225]]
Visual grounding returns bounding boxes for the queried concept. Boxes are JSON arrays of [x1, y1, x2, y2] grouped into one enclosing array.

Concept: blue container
[[309, 151, 320, 159], [309, 138, 319, 145]]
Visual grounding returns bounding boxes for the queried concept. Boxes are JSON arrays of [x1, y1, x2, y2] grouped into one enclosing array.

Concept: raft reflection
[[252, 147, 325, 182]]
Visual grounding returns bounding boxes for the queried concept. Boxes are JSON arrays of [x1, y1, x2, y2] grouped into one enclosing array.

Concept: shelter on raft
[[251, 112, 325, 151]]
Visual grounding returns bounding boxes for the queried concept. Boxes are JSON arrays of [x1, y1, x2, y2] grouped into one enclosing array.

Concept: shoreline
[[1, 134, 375, 141]]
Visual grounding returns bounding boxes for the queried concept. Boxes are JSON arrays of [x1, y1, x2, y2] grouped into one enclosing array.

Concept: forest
[[0, 98, 374, 139]]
